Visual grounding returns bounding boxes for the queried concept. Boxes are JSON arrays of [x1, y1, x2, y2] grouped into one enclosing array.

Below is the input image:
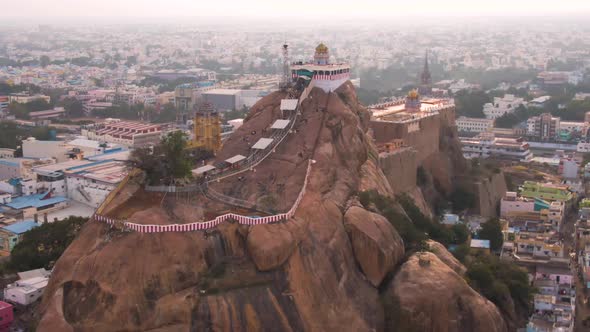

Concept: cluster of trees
[[454, 90, 490, 118], [449, 187, 477, 213], [360, 188, 534, 321], [450, 67, 538, 91], [8, 99, 52, 119], [465, 251, 535, 318], [0, 83, 41, 96], [131, 131, 210, 185], [359, 190, 469, 248], [6, 216, 88, 272], [0, 121, 54, 151], [494, 98, 590, 129]]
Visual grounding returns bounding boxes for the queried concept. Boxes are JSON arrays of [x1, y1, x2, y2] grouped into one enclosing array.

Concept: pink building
[[535, 265, 573, 286], [0, 301, 13, 332], [500, 192, 535, 217]]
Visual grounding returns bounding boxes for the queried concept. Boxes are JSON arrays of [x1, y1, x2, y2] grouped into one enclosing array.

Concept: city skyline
[[2, 0, 590, 19]]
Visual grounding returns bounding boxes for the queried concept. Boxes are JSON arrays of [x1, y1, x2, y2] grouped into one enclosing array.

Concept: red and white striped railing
[[92, 160, 313, 233]]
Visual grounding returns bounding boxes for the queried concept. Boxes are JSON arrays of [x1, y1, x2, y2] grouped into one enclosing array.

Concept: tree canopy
[[478, 218, 504, 251], [8, 216, 88, 272], [131, 131, 194, 185]]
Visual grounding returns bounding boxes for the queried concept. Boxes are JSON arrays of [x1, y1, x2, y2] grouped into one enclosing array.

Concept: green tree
[[132, 131, 193, 184], [162, 131, 192, 180], [40, 55, 51, 68], [59, 97, 85, 118], [8, 216, 88, 271], [451, 224, 470, 244], [454, 90, 490, 118], [478, 218, 504, 251], [449, 188, 476, 213]]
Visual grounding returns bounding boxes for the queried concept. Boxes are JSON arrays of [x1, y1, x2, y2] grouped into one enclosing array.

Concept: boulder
[[384, 252, 507, 332], [426, 240, 466, 275], [246, 224, 297, 271], [344, 206, 404, 287]]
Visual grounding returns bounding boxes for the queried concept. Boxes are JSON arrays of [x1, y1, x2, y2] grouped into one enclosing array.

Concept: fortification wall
[[370, 111, 452, 164], [474, 171, 508, 218], [379, 148, 417, 194]]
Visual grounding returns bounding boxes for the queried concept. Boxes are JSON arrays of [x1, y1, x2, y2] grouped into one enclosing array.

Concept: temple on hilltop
[[418, 50, 432, 96], [405, 89, 421, 113], [290, 43, 351, 93]]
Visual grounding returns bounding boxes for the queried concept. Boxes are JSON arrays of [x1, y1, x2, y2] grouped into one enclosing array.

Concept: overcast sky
[[2, 0, 590, 18]]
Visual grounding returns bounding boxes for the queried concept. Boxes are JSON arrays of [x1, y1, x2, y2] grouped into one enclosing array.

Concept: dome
[[315, 43, 328, 53], [407, 89, 420, 99]]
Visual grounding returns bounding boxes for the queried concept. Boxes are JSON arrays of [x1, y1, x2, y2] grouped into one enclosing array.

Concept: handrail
[[93, 160, 313, 232]]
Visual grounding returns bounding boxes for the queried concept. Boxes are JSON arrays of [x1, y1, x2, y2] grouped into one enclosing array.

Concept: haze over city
[[2, 0, 590, 19], [0, 2, 590, 331]]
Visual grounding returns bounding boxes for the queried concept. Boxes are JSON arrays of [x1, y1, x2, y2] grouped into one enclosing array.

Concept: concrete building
[[526, 113, 560, 141], [528, 96, 551, 109], [0, 192, 68, 221], [460, 133, 533, 162], [456, 116, 494, 133], [82, 120, 162, 148], [3, 269, 50, 306], [559, 157, 579, 179], [0, 301, 13, 332], [0, 220, 39, 253], [201, 89, 241, 112], [28, 107, 65, 120], [0, 158, 55, 181], [8, 93, 50, 104], [483, 94, 525, 119], [0, 149, 15, 159], [519, 181, 573, 203], [33, 158, 129, 208], [22, 138, 70, 163], [0, 96, 9, 116], [501, 192, 537, 217]]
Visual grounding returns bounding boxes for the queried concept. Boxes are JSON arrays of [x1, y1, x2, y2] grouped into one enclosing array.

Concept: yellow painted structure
[[189, 102, 221, 153]]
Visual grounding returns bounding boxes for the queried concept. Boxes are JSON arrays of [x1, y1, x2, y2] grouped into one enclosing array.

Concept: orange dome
[[315, 43, 328, 53], [407, 89, 420, 99]]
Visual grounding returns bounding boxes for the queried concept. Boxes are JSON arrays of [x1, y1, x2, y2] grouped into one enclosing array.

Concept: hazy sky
[[2, 0, 590, 18]]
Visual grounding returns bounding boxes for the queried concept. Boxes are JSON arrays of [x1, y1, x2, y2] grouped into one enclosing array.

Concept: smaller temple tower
[[419, 50, 432, 96], [314, 43, 330, 65], [192, 102, 221, 153], [405, 89, 422, 113]]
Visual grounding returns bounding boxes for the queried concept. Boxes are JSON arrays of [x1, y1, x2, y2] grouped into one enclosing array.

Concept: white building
[[483, 94, 525, 119], [33, 159, 129, 208], [0, 149, 15, 159], [0, 158, 55, 181], [559, 157, 579, 179], [528, 96, 551, 109], [4, 269, 50, 306], [82, 121, 162, 148], [460, 133, 533, 162], [456, 116, 494, 133], [22, 138, 70, 163]]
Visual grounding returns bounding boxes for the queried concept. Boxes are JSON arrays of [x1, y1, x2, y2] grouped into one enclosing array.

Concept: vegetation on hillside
[[464, 252, 535, 320], [6, 216, 88, 272], [131, 131, 208, 185], [359, 190, 468, 248]]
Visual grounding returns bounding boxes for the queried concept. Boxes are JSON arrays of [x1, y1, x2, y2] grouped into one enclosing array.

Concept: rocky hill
[[38, 82, 509, 331]]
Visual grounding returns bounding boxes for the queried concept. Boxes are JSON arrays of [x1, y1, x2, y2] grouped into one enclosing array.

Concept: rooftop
[[2, 220, 38, 235], [471, 239, 491, 249], [3, 193, 67, 210]]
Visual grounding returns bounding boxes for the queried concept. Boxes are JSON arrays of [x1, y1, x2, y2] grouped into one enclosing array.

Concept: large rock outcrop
[[383, 252, 507, 332], [344, 206, 404, 287], [38, 82, 508, 332]]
